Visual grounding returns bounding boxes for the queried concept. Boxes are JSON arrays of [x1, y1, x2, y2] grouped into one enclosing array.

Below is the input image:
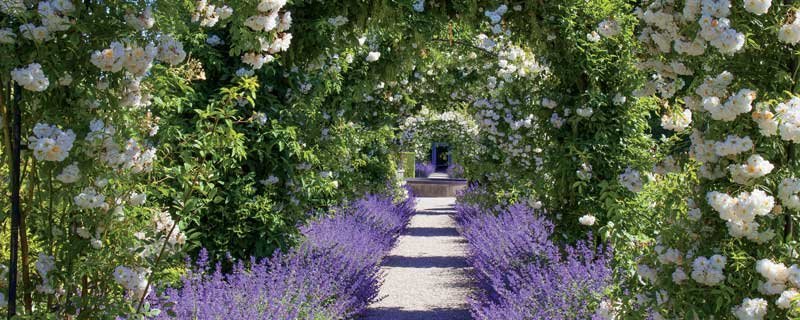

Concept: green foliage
[[400, 151, 416, 178]]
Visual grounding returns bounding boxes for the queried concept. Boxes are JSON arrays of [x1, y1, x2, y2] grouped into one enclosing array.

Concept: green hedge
[[400, 152, 416, 179]]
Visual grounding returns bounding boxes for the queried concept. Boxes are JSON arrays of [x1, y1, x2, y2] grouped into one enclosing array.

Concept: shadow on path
[[423, 207, 457, 211], [404, 227, 461, 237], [382, 255, 469, 268], [361, 307, 472, 320], [415, 210, 455, 216]]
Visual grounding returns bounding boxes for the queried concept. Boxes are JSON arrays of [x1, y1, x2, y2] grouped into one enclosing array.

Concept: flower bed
[[446, 164, 465, 179], [455, 201, 612, 319], [150, 192, 415, 319], [415, 162, 436, 178]]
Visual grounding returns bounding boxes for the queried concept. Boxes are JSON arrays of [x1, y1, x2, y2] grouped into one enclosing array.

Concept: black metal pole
[[787, 144, 795, 241], [7, 84, 21, 319]]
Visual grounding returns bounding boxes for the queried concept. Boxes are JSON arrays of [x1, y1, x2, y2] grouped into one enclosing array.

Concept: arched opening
[[431, 142, 451, 172]]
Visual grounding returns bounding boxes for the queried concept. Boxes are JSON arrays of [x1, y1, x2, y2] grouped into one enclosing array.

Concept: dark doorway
[[433, 143, 450, 172]]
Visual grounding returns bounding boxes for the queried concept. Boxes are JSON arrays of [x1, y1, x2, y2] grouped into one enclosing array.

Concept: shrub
[[414, 162, 435, 178], [447, 164, 465, 179], [456, 202, 612, 319], [151, 192, 415, 319]]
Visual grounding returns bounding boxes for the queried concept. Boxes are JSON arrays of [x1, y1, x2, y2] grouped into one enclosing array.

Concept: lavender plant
[[414, 162, 435, 178], [150, 192, 415, 319], [447, 164, 465, 179], [456, 202, 613, 319]]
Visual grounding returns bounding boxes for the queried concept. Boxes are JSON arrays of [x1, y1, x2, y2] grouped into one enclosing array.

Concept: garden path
[[428, 172, 450, 179], [363, 197, 473, 320]]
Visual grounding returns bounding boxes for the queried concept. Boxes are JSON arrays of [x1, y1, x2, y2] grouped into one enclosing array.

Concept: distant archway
[[400, 109, 479, 178], [431, 142, 451, 172]]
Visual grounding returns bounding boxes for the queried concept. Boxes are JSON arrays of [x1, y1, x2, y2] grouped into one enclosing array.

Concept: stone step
[[405, 179, 468, 197]]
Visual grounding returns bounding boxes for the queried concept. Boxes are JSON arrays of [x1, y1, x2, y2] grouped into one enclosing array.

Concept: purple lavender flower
[[150, 193, 416, 319], [456, 201, 613, 319], [415, 162, 435, 178], [446, 163, 465, 179]]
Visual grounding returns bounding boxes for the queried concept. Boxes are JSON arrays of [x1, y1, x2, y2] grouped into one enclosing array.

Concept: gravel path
[[363, 197, 473, 320]]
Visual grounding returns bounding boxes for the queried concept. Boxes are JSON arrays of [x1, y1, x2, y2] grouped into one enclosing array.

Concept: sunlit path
[[364, 197, 473, 320]]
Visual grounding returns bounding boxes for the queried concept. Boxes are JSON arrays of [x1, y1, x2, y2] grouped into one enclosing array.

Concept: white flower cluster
[[689, 130, 720, 165], [206, 34, 223, 46], [637, 0, 744, 56], [154, 211, 186, 245], [125, 6, 155, 30], [670, 266, 688, 284], [129, 192, 147, 206], [86, 119, 156, 173], [577, 163, 593, 181], [587, 31, 601, 42], [744, 0, 771, 15], [476, 33, 497, 51], [120, 78, 151, 108], [28, 123, 75, 162], [692, 134, 734, 177], [38, 0, 73, 32], [778, 289, 800, 310], [327, 16, 349, 27], [0, 0, 24, 14], [35, 253, 56, 294], [699, 13, 745, 55], [74, 187, 106, 210], [56, 162, 80, 184], [579, 214, 596, 226], [598, 19, 621, 38], [245, 0, 290, 32], [484, 4, 507, 25], [496, 45, 546, 82], [752, 106, 778, 137], [714, 135, 753, 157], [776, 97, 800, 142], [691, 255, 726, 286], [729, 154, 773, 185], [619, 167, 644, 193], [241, 2, 291, 70], [687, 198, 703, 221], [542, 98, 558, 109], [703, 89, 755, 122], [637, 264, 659, 284], [19, 23, 50, 43], [366, 51, 381, 62], [733, 297, 768, 320], [412, 0, 424, 12], [634, 60, 693, 99], [192, 1, 233, 27], [613, 94, 627, 105], [15, 0, 74, 43], [754, 259, 800, 296], [550, 112, 564, 128], [157, 35, 187, 66], [660, 108, 692, 131], [0, 28, 15, 44], [696, 71, 733, 98], [113, 266, 150, 299], [90, 41, 157, 76], [242, 52, 275, 70], [779, 11, 800, 44], [594, 300, 618, 320], [707, 189, 775, 242], [576, 107, 594, 118], [778, 177, 800, 210], [11, 63, 49, 91], [260, 175, 279, 185]]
